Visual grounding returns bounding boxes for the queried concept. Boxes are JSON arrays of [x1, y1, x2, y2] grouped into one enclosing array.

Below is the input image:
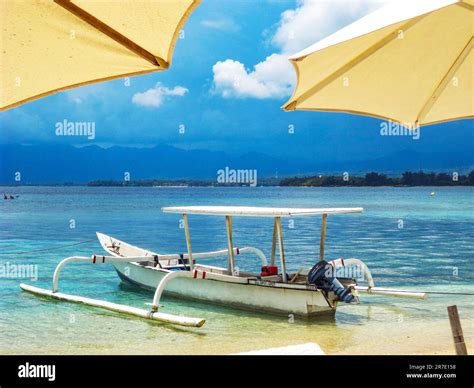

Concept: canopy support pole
[[182, 213, 194, 271], [320, 213, 327, 261], [225, 215, 235, 275], [270, 217, 278, 266], [275, 217, 287, 283]]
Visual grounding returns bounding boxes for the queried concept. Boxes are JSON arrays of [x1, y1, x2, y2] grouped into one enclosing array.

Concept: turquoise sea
[[0, 186, 473, 354]]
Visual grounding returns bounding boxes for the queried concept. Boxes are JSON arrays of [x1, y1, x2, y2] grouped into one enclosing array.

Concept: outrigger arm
[[20, 242, 269, 328], [20, 254, 206, 327]]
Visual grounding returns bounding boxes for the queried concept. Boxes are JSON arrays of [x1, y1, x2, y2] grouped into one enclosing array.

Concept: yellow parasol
[[283, 0, 473, 127], [0, 0, 201, 111]]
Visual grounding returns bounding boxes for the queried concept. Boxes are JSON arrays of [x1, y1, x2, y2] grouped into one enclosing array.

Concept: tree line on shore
[[279, 170, 474, 186], [86, 171, 474, 187]]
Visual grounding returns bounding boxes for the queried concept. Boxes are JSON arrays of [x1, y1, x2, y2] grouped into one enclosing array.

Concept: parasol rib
[[54, 0, 168, 68], [415, 36, 473, 125], [457, 1, 474, 11], [284, 15, 426, 111]]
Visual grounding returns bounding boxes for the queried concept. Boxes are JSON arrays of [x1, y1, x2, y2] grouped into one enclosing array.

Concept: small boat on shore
[[20, 206, 427, 327]]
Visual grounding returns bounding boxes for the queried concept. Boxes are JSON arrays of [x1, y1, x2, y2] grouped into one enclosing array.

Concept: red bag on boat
[[261, 266, 278, 277]]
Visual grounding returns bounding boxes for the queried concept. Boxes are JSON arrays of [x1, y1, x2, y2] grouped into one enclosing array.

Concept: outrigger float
[[20, 206, 427, 328]]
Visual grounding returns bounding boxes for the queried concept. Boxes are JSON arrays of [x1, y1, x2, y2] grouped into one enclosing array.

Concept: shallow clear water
[[0, 186, 472, 354]]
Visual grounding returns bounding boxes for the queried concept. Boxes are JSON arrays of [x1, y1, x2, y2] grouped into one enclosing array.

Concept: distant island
[[86, 171, 474, 187], [279, 171, 474, 187], [86, 176, 281, 187]]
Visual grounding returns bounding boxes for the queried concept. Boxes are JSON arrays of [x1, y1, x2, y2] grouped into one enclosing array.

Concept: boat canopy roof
[[161, 206, 363, 217]]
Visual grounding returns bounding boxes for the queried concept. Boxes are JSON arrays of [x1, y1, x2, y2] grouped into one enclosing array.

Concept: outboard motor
[[307, 260, 357, 303]]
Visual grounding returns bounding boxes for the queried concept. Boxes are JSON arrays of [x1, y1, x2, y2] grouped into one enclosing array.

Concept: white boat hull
[[114, 262, 336, 317]]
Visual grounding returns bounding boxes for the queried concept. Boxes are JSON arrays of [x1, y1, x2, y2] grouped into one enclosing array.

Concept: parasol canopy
[[0, 0, 201, 111], [283, 0, 473, 127]]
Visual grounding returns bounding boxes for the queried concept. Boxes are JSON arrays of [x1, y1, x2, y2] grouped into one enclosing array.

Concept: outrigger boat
[[20, 206, 427, 328]]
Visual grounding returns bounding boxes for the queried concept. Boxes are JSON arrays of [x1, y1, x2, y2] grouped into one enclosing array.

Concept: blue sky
[[0, 0, 472, 165]]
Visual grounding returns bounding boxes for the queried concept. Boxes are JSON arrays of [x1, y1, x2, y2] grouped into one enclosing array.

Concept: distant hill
[[0, 143, 472, 184]]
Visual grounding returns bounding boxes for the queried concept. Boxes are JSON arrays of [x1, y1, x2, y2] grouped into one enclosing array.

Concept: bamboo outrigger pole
[[448, 305, 468, 355]]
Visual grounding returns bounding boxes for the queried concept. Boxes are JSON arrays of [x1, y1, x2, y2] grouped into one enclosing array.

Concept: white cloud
[[132, 82, 188, 108], [212, 54, 294, 99], [272, 0, 379, 55], [212, 0, 385, 100], [201, 17, 240, 32]]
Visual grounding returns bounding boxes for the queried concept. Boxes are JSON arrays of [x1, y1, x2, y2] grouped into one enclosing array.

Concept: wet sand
[[2, 296, 472, 355]]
